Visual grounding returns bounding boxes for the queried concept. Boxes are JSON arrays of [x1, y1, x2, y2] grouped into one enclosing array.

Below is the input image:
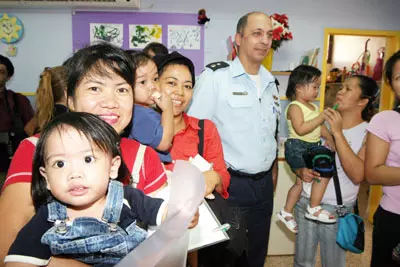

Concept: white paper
[[189, 155, 215, 199], [168, 25, 201, 50], [188, 201, 229, 252], [129, 24, 162, 49], [90, 23, 123, 47], [116, 161, 205, 267], [189, 154, 212, 172]]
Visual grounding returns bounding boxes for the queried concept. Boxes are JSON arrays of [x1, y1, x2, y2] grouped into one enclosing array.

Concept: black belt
[[228, 168, 270, 181]]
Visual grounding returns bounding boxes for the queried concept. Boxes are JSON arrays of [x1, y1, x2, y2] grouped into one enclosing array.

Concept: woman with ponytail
[[36, 66, 68, 131], [295, 74, 378, 267], [27, 66, 68, 133]]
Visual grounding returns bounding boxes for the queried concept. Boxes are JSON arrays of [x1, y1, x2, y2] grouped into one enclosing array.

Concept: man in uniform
[[188, 11, 280, 267]]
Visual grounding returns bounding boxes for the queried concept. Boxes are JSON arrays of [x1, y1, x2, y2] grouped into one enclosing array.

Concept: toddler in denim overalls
[[276, 65, 336, 234], [5, 113, 167, 266]]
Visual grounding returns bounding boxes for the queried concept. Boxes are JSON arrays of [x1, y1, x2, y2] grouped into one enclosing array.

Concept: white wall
[[1, 9, 73, 93], [332, 35, 386, 71], [3, 0, 400, 93]]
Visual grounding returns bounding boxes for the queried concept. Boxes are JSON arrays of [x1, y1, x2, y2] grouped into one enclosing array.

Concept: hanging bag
[[197, 120, 230, 224], [333, 156, 365, 254]]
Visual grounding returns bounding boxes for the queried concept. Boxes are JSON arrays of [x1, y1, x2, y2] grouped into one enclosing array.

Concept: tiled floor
[[265, 181, 372, 267]]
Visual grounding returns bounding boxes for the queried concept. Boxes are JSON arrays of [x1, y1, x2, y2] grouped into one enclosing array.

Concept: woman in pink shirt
[[366, 50, 400, 267]]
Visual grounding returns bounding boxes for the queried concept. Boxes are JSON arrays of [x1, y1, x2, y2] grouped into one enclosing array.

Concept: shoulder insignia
[[274, 77, 280, 92], [206, 61, 229, 71]]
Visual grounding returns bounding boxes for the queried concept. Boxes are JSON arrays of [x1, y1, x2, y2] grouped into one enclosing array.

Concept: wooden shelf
[[272, 71, 291, 75]]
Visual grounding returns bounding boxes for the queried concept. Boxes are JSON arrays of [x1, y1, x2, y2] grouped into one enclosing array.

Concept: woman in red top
[[154, 52, 230, 199], [154, 52, 230, 267], [0, 43, 168, 267]]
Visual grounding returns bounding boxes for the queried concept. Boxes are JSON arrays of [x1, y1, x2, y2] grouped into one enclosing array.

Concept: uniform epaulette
[[206, 61, 229, 71]]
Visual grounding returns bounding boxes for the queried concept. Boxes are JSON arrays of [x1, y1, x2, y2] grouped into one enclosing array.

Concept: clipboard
[[188, 200, 230, 252]]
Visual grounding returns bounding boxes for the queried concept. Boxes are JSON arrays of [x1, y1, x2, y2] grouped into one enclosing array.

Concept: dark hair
[[143, 42, 169, 56], [351, 75, 379, 121], [127, 51, 153, 69], [31, 112, 131, 209], [384, 50, 400, 88], [154, 52, 196, 86], [65, 43, 135, 99], [286, 65, 321, 100], [0, 55, 14, 77]]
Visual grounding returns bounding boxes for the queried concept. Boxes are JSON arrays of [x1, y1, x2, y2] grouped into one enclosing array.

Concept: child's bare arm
[[287, 105, 324, 136], [152, 92, 174, 151], [321, 124, 335, 151]]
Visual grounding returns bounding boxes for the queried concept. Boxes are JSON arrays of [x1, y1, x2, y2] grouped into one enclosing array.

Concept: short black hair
[[0, 55, 14, 77], [126, 51, 153, 69], [286, 65, 321, 101], [384, 50, 400, 87], [351, 75, 379, 121], [65, 42, 135, 99], [143, 42, 169, 56], [153, 52, 196, 87], [31, 112, 131, 209]]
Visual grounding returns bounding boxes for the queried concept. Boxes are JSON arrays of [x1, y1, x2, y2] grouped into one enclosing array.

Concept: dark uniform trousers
[[199, 167, 274, 267]]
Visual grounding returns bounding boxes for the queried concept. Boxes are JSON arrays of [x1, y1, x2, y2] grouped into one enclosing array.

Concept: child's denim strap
[[102, 180, 124, 224], [47, 201, 68, 221]]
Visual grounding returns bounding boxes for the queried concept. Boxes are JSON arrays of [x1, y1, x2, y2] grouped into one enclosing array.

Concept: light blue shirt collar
[[231, 57, 276, 87]]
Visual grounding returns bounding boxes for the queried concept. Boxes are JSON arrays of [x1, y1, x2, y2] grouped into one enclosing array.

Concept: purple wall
[[72, 11, 204, 75]]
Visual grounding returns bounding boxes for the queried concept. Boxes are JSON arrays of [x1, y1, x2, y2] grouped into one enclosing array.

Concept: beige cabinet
[[268, 149, 296, 255]]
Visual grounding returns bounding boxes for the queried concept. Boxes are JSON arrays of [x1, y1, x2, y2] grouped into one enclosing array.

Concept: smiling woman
[[0, 43, 168, 267], [154, 52, 230, 267]]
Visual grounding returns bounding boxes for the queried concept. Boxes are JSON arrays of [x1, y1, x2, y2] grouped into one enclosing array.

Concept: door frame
[[320, 28, 400, 223]]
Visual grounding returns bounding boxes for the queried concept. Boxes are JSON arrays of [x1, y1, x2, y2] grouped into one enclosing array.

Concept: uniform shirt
[[286, 101, 321, 142], [188, 58, 280, 174], [367, 110, 400, 214], [164, 113, 230, 198], [3, 137, 167, 195], [5, 186, 165, 266], [129, 105, 172, 163]]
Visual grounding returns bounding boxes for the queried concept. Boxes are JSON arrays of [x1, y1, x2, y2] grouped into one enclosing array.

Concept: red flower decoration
[[270, 13, 293, 50]]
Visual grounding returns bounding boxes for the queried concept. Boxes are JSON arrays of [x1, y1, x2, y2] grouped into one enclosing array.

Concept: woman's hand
[[295, 168, 321, 183], [188, 209, 200, 229], [203, 170, 222, 196], [324, 108, 343, 135]]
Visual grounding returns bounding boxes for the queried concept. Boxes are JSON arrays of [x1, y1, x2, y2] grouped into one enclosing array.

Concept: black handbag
[[197, 119, 230, 225], [306, 145, 335, 178]]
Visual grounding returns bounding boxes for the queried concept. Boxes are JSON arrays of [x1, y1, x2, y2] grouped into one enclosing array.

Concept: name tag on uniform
[[232, 91, 248, 96]]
